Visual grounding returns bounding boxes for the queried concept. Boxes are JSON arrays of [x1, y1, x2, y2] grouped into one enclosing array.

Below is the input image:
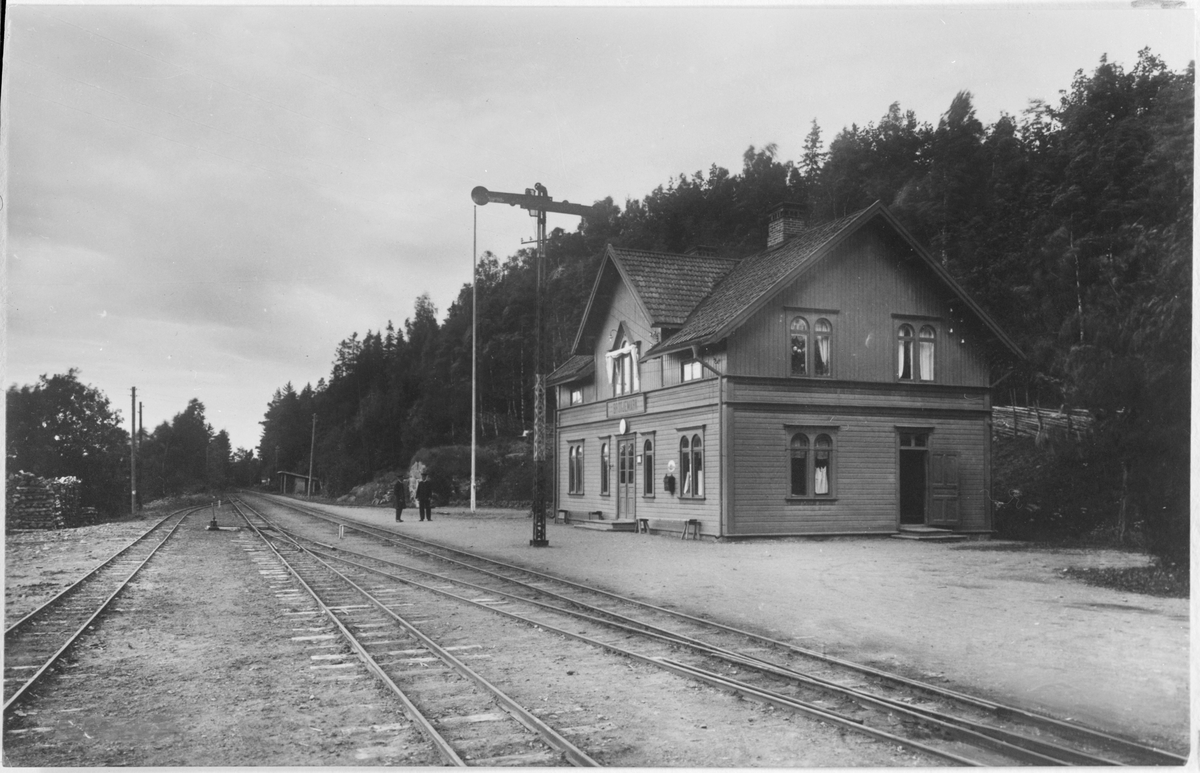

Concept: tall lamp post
[[470, 184, 597, 547]]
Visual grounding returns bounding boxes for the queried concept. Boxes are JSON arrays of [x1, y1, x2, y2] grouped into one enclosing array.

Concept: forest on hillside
[[254, 50, 1189, 563]]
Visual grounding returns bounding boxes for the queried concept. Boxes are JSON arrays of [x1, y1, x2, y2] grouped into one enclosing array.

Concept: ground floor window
[[643, 438, 654, 495], [680, 433, 704, 497], [788, 430, 836, 498], [600, 441, 610, 495], [568, 442, 584, 494]]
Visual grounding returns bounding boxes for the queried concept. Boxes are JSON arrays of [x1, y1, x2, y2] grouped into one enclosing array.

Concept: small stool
[[637, 518, 650, 534], [681, 519, 701, 540], [556, 509, 569, 524]]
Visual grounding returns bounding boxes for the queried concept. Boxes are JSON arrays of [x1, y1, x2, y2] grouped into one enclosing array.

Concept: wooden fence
[[992, 405, 1095, 442]]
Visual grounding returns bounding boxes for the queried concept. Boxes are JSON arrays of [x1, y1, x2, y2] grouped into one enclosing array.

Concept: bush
[[407, 439, 540, 507]]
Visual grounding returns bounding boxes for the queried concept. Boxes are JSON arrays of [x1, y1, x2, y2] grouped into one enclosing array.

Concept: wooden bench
[[637, 518, 701, 539]]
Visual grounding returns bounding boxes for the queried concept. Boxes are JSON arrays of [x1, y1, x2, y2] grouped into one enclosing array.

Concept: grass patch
[[1063, 565, 1189, 599]]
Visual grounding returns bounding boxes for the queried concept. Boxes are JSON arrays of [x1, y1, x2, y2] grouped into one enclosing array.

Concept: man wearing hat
[[416, 471, 433, 521]]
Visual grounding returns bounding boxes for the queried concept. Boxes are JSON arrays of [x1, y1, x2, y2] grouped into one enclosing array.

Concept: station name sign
[[607, 395, 645, 418]]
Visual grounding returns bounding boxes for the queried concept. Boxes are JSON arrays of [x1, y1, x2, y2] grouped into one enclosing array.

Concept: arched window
[[897, 324, 915, 380], [787, 430, 836, 498], [568, 443, 584, 495], [789, 433, 809, 496], [679, 433, 705, 497], [814, 434, 833, 495], [679, 436, 691, 496], [918, 325, 936, 381], [814, 318, 832, 377], [643, 439, 654, 496], [691, 435, 704, 496], [790, 316, 809, 376], [600, 442, 610, 495], [607, 337, 639, 397]]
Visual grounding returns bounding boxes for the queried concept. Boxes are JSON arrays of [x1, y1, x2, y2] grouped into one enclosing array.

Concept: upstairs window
[[682, 359, 703, 382], [789, 316, 809, 376], [897, 324, 915, 380], [898, 323, 936, 381], [918, 325, 936, 381], [569, 387, 583, 405], [814, 318, 832, 377], [606, 340, 640, 397], [791, 315, 832, 377]]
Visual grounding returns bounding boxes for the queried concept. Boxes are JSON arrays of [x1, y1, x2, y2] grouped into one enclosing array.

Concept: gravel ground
[[317, 499, 1191, 754], [4, 497, 1190, 765]]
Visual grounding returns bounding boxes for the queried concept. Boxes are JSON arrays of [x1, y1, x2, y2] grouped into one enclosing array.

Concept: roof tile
[[609, 248, 739, 327], [654, 209, 868, 353]]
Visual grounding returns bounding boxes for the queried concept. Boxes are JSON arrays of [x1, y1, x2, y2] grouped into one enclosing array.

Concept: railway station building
[[548, 202, 1022, 539]]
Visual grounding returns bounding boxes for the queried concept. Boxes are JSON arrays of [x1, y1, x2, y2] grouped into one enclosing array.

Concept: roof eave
[[569, 246, 618, 355]]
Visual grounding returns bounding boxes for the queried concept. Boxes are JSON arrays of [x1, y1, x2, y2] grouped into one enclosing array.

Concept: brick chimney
[[767, 202, 806, 248]]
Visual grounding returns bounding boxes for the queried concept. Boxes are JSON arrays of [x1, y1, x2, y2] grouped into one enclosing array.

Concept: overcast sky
[[3, 2, 1193, 452]]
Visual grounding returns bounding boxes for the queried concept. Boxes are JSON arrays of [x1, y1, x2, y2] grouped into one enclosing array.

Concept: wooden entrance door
[[928, 452, 960, 526], [617, 438, 636, 519]]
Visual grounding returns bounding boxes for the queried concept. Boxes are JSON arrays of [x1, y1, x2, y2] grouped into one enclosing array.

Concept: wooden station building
[[548, 202, 1022, 539]]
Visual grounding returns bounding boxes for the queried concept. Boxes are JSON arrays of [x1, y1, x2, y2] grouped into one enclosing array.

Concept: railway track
[[232, 496, 599, 767], [242, 491, 1188, 767], [4, 506, 196, 713]]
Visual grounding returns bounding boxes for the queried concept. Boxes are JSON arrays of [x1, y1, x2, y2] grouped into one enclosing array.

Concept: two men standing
[[395, 470, 434, 522]]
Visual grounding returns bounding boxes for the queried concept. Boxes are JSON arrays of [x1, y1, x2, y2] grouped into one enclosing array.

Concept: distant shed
[[277, 471, 321, 496]]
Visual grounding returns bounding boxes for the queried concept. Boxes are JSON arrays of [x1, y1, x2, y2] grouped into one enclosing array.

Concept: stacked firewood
[[6, 472, 82, 530]]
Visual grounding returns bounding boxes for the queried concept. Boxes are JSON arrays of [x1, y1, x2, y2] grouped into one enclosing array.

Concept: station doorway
[[616, 438, 637, 519], [898, 432, 928, 525]]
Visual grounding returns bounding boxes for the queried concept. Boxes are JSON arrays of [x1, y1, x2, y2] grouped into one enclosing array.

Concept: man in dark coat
[[393, 476, 407, 522], [415, 471, 433, 521]]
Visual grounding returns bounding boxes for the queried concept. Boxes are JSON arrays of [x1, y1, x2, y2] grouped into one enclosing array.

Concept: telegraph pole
[[130, 387, 137, 516], [470, 185, 597, 547], [307, 414, 317, 498], [137, 401, 144, 510]]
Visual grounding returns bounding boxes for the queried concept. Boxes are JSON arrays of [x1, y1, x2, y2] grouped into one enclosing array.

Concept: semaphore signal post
[[470, 184, 598, 547]]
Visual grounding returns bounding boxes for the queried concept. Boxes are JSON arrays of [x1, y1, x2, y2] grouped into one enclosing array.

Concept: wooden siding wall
[[728, 401, 991, 535], [556, 379, 722, 535], [728, 229, 991, 387]]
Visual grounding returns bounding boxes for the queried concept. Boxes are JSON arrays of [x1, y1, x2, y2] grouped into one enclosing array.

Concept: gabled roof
[[569, 245, 739, 354], [609, 248, 740, 327], [547, 354, 594, 386], [645, 202, 1024, 360]]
